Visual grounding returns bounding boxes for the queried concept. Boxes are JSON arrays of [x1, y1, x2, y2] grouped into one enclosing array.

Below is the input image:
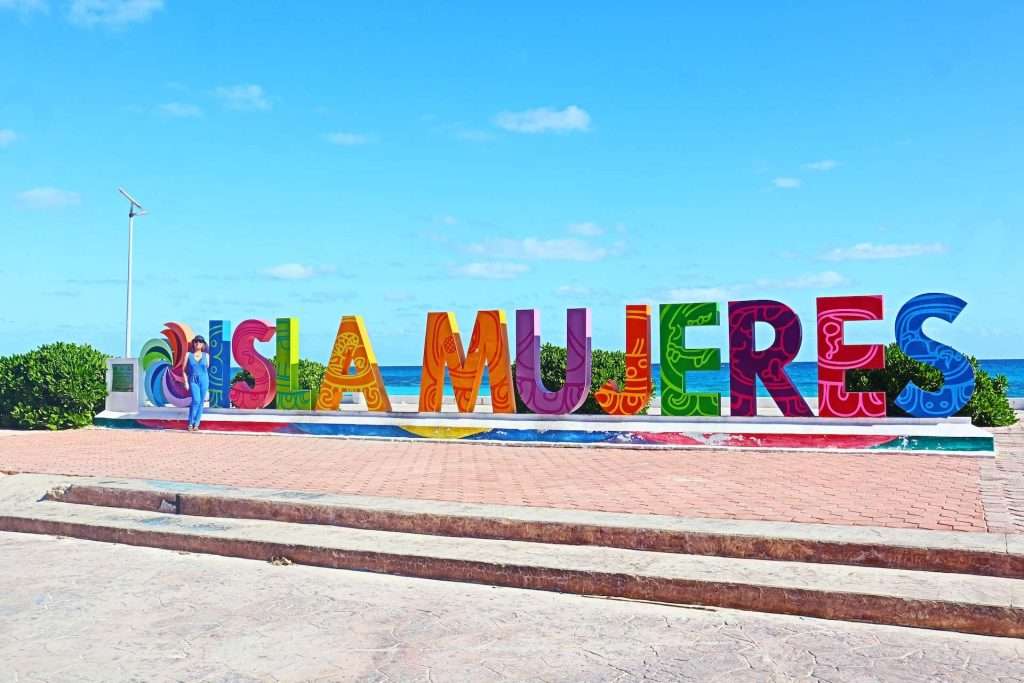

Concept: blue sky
[[1, 1, 1021, 364]]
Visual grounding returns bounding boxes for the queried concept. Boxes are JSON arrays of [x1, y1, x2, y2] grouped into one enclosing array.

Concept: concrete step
[[0, 474, 1022, 637], [42, 476, 1024, 580]]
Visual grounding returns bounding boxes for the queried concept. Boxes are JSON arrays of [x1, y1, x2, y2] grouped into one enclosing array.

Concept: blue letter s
[[894, 293, 975, 418]]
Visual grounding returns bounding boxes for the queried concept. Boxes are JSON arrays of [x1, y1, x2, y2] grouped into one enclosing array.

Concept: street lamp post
[[118, 188, 147, 358]]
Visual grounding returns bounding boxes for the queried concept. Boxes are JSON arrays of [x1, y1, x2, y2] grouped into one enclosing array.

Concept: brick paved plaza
[[2, 417, 1021, 533]]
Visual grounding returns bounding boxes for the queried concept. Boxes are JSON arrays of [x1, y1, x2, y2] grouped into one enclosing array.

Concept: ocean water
[[379, 359, 1024, 397]]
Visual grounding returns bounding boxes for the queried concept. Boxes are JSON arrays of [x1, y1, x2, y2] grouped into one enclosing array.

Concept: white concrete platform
[[95, 406, 996, 455]]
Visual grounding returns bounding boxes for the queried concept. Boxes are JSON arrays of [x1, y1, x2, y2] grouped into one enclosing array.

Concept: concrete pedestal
[[94, 406, 995, 455], [104, 358, 141, 413]]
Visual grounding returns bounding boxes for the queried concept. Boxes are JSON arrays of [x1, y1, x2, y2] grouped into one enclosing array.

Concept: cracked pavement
[[2, 532, 1023, 682]]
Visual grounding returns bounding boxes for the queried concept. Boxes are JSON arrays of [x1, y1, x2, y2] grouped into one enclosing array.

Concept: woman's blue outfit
[[186, 352, 210, 428]]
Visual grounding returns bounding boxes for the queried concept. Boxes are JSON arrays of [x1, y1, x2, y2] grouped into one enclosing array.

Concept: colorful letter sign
[[208, 319, 232, 408], [161, 321, 195, 408], [140, 336, 173, 407], [515, 308, 592, 414], [137, 290, 979, 420], [230, 319, 277, 409], [816, 295, 886, 418], [894, 293, 976, 417], [316, 315, 392, 412], [728, 300, 812, 417], [419, 310, 515, 413], [595, 304, 653, 415], [659, 303, 721, 417], [275, 317, 313, 411]]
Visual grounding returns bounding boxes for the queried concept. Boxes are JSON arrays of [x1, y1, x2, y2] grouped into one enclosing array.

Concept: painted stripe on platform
[[400, 426, 493, 440], [94, 415, 995, 454]]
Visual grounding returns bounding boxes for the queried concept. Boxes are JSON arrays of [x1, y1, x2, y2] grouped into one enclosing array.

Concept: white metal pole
[[125, 209, 134, 358]]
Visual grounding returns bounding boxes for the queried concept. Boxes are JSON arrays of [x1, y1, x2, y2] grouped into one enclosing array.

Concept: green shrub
[[0, 343, 108, 430], [511, 343, 653, 414], [847, 343, 1016, 427], [964, 370, 1017, 428], [297, 358, 326, 398]]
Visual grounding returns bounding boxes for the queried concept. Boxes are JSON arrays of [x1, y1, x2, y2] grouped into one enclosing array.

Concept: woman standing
[[185, 335, 211, 431]]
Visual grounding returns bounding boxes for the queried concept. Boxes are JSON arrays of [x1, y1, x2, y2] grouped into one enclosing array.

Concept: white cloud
[[790, 270, 847, 288], [667, 286, 735, 301], [467, 222, 620, 262], [567, 221, 603, 236], [0, 129, 16, 147], [158, 102, 202, 118], [667, 271, 848, 301], [773, 177, 801, 189], [804, 159, 839, 171], [16, 187, 80, 209], [68, 0, 163, 27], [822, 242, 948, 261], [494, 105, 591, 134], [214, 84, 270, 111], [437, 215, 458, 226], [326, 132, 371, 146], [262, 263, 336, 280], [469, 237, 610, 262], [758, 271, 848, 289], [557, 284, 592, 296], [454, 262, 529, 279]]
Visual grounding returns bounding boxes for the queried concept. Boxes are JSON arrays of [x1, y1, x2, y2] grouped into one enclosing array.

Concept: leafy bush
[[0, 343, 108, 430], [965, 371, 1017, 428], [511, 343, 653, 414], [297, 358, 326, 398], [847, 343, 1016, 427]]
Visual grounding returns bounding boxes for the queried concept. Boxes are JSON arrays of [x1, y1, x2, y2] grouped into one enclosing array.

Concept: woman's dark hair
[[190, 335, 207, 352]]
